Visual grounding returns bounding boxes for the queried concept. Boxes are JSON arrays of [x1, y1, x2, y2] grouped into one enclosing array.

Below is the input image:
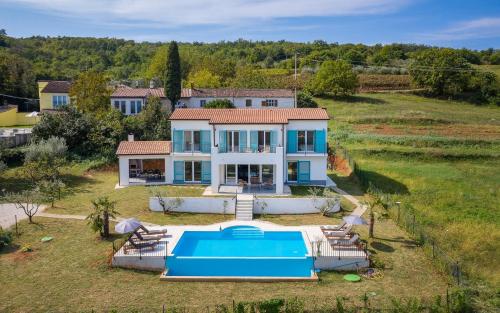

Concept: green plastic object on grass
[[41, 236, 53, 242], [343, 274, 361, 282]]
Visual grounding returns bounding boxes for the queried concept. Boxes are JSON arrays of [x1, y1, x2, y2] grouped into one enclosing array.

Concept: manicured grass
[[0, 218, 449, 312], [318, 93, 500, 288]]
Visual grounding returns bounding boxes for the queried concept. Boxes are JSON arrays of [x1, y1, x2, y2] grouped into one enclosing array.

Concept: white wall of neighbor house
[[150, 197, 236, 214], [186, 97, 294, 108], [111, 97, 172, 115]]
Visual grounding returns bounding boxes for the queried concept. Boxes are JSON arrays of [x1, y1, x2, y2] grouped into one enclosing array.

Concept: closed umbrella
[[343, 215, 367, 225], [115, 218, 142, 234]]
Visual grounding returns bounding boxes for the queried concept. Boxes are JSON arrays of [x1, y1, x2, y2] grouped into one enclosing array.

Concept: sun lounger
[[323, 224, 353, 238], [329, 234, 359, 246], [138, 225, 167, 235], [320, 222, 347, 231], [124, 237, 158, 254], [132, 231, 164, 241]]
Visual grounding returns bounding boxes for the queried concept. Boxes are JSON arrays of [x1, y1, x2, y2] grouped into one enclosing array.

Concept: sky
[[0, 0, 499, 49]]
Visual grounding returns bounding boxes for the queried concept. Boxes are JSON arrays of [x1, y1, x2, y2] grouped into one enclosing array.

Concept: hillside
[[321, 93, 500, 292]]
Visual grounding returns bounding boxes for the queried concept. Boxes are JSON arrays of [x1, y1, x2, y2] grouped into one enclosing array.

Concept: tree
[[203, 99, 235, 108], [297, 91, 318, 108], [408, 49, 472, 96], [4, 188, 43, 223], [229, 67, 271, 88], [69, 70, 111, 115], [38, 179, 65, 208], [469, 71, 499, 105], [86, 197, 118, 238], [0, 227, 13, 250], [186, 69, 222, 88], [164, 41, 181, 112], [0, 50, 37, 98], [306, 60, 358, 96], [137, 96, 170, 140], [309, 187, 341, 216], [88, 109, 125, 157], [23, 137, 67, 184]]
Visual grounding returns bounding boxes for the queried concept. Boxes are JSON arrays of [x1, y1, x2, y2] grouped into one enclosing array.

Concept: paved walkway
[[332, 186, 367, 217], [0, 203, 46, 228]]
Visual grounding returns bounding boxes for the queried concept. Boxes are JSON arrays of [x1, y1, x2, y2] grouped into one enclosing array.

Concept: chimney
[[128, 134, 134, 142]]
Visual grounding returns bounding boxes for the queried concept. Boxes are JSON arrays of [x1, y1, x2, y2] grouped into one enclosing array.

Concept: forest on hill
[[0, 29, 499, 101]]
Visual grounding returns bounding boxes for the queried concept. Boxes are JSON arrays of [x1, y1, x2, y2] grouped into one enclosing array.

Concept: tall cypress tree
[[164, 41, 181, 112]]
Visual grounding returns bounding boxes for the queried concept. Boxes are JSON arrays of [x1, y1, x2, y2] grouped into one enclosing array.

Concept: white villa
[[110, 87, 295, 115], [116, 108, 329, 194]]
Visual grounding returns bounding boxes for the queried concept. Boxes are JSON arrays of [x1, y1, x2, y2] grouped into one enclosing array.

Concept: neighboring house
[[116, 108, 329, 194], [110, 87, 191, 115], [110, 87, 295, 115], [0, 104, 38, 127], [180, 88, 295, 108], [38, 80, 71, 111]]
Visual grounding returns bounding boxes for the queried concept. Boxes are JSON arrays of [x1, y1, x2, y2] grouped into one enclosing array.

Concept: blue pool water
[[167, 226, 313, 277]]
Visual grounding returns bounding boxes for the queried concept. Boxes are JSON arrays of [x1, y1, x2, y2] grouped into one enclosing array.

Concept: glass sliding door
[[288, 161, 298, 182], [226, 164, 236, 185], [262, 165, 273, 184], [184, 161, 202, 182], [238, 164, 249, 184], [250, 165, 260, 184], [184, 161, 193, 182]]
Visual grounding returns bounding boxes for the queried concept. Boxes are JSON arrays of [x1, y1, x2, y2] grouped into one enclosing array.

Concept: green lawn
[[0, 218, 449, 312], [318, 93, 500, 290]]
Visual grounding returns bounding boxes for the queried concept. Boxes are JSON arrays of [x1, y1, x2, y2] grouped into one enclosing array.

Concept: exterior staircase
[[235, 194, 254, 221]]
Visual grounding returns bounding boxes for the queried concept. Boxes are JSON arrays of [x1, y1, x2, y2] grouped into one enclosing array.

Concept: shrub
[[0, 227, 13, 249], [306, 60, 358, 96], [203, 99, 235, 108], [297, 91, 318, 108]]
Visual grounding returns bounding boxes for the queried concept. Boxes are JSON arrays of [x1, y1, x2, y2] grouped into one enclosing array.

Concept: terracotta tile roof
[[111, 87, 191, 98], [189, 88, 293, 98], [41, 81, 71, 93], [169, 108, 329, 124], [116, 141, 171, 155]]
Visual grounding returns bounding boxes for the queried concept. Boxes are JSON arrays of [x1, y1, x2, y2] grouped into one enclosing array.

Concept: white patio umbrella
[[25, 111, 39, 117], [114, 218, 142, 234], [343, 215, 368, 225]]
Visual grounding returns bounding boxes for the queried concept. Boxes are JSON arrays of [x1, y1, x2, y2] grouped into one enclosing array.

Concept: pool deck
[[112, 220, 369, 275]]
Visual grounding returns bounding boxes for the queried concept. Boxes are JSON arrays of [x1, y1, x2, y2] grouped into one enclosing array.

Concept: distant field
[[319, 93, 500, 289]]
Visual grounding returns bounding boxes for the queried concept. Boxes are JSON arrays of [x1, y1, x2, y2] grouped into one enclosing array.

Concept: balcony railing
[[218, 145, 277, 153], [178, 143, 211, 153]]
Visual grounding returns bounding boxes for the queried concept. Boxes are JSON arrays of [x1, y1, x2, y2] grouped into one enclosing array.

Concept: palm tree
[[86, 197, 119, 238]]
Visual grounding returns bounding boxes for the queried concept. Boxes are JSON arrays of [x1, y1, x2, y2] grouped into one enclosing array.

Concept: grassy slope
[[317, 93, 500, 287], [0, 218, 448, 312]]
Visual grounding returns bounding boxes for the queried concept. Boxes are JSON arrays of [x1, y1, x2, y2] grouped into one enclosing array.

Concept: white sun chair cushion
[[330, 234, 359, 246]]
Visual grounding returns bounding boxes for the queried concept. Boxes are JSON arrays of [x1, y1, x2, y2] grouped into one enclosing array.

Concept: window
[[184, 161, 202, 182], [258, 131, 271, 152], [226, 131, 240, 152], [52, 95, 68, 108], [200, 100, 206, 107], [183, 130, 201, 152], [245, 99, 252, 107], [288, 162, 298, 182], [130, 101, 136, 114], [297, 130, 315, 152], [113, 101, 120, 109], [120, 101, 126, 114], [250, 165, 260, 184], [136, 101, 142, 113], [263, 99, 278, 107]]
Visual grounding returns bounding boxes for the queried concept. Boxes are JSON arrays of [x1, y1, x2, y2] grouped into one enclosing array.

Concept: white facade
[[183, 97, 295, 108], [117, 117, 329, 195], [111, 97, 172, 115]]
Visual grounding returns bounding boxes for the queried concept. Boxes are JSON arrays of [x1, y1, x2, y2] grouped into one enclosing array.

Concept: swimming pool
[[166, 226, 314, 278]]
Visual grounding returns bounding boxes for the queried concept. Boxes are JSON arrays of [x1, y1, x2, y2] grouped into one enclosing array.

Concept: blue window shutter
[[174, 161, 185, 183], [314, 129, 326, 153], [201, 161, 211, 183], [287, 130, 297, 153], [298, 161, 310, 183], [270, 130, 277, 152], [239, 131, 247, 152], [250, 131, 258, 152], [173, 130, 184, 152], [201, 130, 211, 153], [218, 130, 227, 153]]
